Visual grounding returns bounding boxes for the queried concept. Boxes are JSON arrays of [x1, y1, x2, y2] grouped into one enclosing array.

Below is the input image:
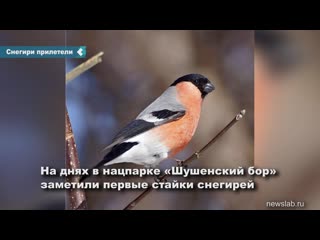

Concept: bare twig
[[65, 52, 104, 209], [123, 109, 246, 210], [66, 52, 104, 83], [65, 110, 88, 210]]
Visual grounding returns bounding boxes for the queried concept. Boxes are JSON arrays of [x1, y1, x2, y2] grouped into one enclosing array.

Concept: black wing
[[113, 109, 186, 142], [151, 109, 186, 126], [112, 119, 155, 142], [100, 109, 185, 155], [81, 110, 186, 182]]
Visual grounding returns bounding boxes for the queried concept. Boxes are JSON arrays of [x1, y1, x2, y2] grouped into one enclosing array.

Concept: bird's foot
[[154, 175, 167, 183], [174, 158, 188, 168]]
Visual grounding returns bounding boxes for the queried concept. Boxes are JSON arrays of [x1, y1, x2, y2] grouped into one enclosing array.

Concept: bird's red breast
[[153, 81, 203, 157]]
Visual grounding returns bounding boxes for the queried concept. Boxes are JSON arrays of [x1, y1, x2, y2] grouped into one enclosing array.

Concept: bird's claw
[[154, 175, 167, 183], [176, 160, 188, 168]]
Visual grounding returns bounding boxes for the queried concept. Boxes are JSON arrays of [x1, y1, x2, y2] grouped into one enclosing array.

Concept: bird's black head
[[171, 73, 215, 98]]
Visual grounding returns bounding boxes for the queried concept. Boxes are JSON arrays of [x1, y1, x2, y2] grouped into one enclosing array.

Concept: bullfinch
[[80, 73, 214, 182]]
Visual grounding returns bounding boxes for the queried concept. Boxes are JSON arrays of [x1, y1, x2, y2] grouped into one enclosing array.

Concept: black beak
[[204, 82, 215, 93]]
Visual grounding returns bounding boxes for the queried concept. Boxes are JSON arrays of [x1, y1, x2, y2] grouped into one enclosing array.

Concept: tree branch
[[65, 109, 88, 210], [65, 52, 104, 210], [123, 109, 246, 210], [66, 52, 104, 83]]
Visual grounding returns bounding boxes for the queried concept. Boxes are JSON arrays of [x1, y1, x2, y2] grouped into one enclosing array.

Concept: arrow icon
[[77, 48, 83, 56]]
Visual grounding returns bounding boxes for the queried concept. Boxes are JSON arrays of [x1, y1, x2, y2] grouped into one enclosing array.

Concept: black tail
[[79, 141, 139, 182], [79, 172, 90, 182], [79, 160, 106, 182]]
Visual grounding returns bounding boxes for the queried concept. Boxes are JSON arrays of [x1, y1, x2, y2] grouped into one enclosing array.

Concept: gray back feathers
[[137, 86, 185, 118]]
